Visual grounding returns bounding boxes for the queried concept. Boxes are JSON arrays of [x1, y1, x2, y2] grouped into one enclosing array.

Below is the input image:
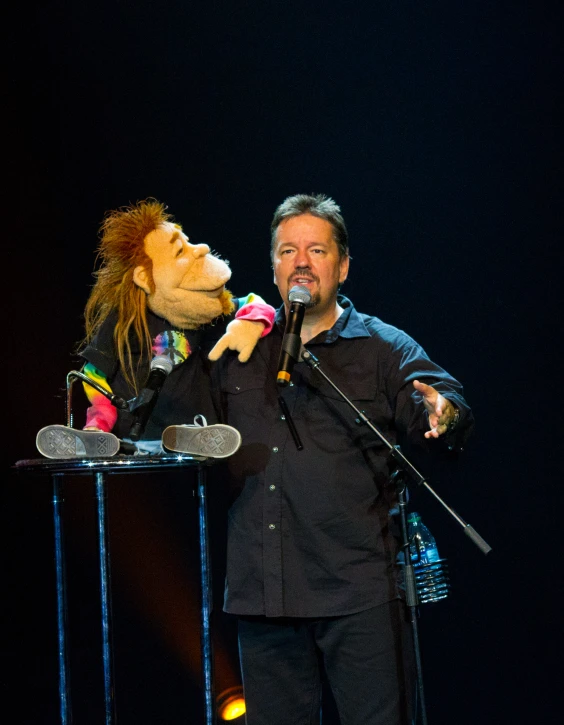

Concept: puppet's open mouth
[[187, 284, 225, 295]]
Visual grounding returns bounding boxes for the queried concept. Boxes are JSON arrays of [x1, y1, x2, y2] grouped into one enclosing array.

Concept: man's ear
[[133, 265, 151, 294], [339, 255, 350, 285]]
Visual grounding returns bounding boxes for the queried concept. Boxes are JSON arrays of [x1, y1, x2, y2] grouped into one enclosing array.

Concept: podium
[[15, 454, 219, 725]]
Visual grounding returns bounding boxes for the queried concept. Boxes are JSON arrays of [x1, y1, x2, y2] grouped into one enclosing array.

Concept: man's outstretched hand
[[413, 379, 458, 438]]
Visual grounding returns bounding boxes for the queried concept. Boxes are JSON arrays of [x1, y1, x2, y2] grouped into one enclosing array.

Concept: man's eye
[[175, 247, 184, 257]]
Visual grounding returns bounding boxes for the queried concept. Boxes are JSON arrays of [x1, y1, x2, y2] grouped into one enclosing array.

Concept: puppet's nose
[[192, 243, 210, 258]]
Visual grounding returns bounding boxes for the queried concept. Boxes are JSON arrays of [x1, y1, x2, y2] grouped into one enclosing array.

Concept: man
[[213, 194, 474, 724]]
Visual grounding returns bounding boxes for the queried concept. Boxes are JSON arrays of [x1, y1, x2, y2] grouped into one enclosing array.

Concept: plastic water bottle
[[407, 511, 449, 603], [407, 511, 440, 565]]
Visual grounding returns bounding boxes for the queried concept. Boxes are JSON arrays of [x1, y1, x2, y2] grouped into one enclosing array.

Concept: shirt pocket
[[307, 374, 393, 443], [222, 365, 268, 396], [222, 366, 272, 425]]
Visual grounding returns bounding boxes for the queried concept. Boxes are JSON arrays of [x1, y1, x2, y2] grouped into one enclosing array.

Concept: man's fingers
[[424, 422, 448, 439], [413, 379, 431, 391], [413, 379, 436, 400], [419, 386, 453, 439]]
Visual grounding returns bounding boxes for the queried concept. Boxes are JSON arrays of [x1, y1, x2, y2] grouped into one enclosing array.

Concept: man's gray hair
[[270, 193, 349, 260]]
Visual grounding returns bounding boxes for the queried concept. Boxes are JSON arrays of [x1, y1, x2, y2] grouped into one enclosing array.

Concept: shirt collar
[[275, 295, 371, 344]]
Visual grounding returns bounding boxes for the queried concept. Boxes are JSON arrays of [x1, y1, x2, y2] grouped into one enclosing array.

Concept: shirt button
[[268, 523, 276, 530], [289, 382, 294, 387], [269, 485, 276, 491], [280, 414, 286, 421], [272, 446, 279, 453]]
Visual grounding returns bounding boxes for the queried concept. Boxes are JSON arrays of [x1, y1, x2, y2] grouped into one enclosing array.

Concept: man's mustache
[[289, 269, 319, 284]]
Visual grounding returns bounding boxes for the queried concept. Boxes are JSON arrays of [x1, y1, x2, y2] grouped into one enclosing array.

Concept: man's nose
[[293, 256, 312, 273], [294, 249, 311, 267], [192, 243, 210, 258]]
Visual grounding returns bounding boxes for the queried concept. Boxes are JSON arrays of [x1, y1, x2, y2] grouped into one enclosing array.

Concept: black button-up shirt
[[214, 296, 474, 618]]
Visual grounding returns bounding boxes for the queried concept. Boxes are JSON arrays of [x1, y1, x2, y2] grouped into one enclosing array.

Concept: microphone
[[129, 354, 174, 441], [276, 285, 312, 386]]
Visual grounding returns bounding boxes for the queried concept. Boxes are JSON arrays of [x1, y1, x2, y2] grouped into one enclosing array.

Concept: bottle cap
[[407, 511, 421, 523]]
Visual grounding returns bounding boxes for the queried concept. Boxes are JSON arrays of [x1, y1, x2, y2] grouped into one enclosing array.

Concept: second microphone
[[129, 354, 174, 441]]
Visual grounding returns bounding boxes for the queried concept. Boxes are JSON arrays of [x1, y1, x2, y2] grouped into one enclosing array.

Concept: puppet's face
[[133, 222, 233, 328]]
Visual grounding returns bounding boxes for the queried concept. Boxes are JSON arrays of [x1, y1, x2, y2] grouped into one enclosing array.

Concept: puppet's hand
[[208, 319, 265, 363]]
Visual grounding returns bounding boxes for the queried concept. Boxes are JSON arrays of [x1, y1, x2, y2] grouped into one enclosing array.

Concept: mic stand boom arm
[[300, 348, 491, 555]]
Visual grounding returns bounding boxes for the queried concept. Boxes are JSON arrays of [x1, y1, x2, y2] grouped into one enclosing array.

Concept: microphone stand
[[66, 370, 130, 428], [66, 369, 168, 443], [299, 347, 491, 725], [65, 371, 139, 456]]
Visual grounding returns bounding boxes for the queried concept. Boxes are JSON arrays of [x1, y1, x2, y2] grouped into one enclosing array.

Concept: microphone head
[[150, 354, 174, 375], [288, 285, 312, 305]]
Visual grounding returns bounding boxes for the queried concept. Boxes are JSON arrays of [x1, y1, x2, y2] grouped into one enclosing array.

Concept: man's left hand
[[413, 379, 457, 438]]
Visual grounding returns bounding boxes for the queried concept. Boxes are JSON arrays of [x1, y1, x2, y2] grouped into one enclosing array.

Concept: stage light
[[217, 685, 246, 721]]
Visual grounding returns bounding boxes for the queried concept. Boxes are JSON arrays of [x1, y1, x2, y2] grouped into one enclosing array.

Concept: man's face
[[134, 222, 233, 328], [272, 214, 349, 312]]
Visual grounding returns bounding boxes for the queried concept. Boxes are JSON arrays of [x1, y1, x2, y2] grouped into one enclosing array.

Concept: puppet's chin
[[147, 288, 235, 329], [218, 289, 235, 316]]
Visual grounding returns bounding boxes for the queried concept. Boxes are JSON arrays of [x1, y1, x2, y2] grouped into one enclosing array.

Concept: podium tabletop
[[14, 453, 214, 476]]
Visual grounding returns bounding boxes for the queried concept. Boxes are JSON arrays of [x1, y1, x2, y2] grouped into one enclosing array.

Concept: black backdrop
[[6, 2, 562, 723]]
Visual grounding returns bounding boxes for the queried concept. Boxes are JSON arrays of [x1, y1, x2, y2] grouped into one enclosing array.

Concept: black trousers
[[237, 599, 414, 725]]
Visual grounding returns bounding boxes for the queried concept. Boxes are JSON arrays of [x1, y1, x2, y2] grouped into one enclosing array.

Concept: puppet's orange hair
[[81, 199, 171, 392]]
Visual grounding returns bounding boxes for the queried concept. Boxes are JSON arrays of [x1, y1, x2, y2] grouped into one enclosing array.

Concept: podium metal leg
[[52, 473, 72, 725], [19, 456, 209, 723], [197, 466, 215, 725], [94, 472, 116, 725]]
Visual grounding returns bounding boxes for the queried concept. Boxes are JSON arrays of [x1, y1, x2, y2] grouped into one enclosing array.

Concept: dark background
[[6, 1, 562, 723]]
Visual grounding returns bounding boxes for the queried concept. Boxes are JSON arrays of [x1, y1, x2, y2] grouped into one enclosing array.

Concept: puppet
[[36, 199, 274, 459]]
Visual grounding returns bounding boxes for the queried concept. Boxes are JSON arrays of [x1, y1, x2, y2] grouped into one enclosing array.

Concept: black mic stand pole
[[300, 348, 491, 724], [391, 467, 428, 725]]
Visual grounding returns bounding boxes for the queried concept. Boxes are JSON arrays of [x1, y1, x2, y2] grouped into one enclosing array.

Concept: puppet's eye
[[175, 246, 184, 257]]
